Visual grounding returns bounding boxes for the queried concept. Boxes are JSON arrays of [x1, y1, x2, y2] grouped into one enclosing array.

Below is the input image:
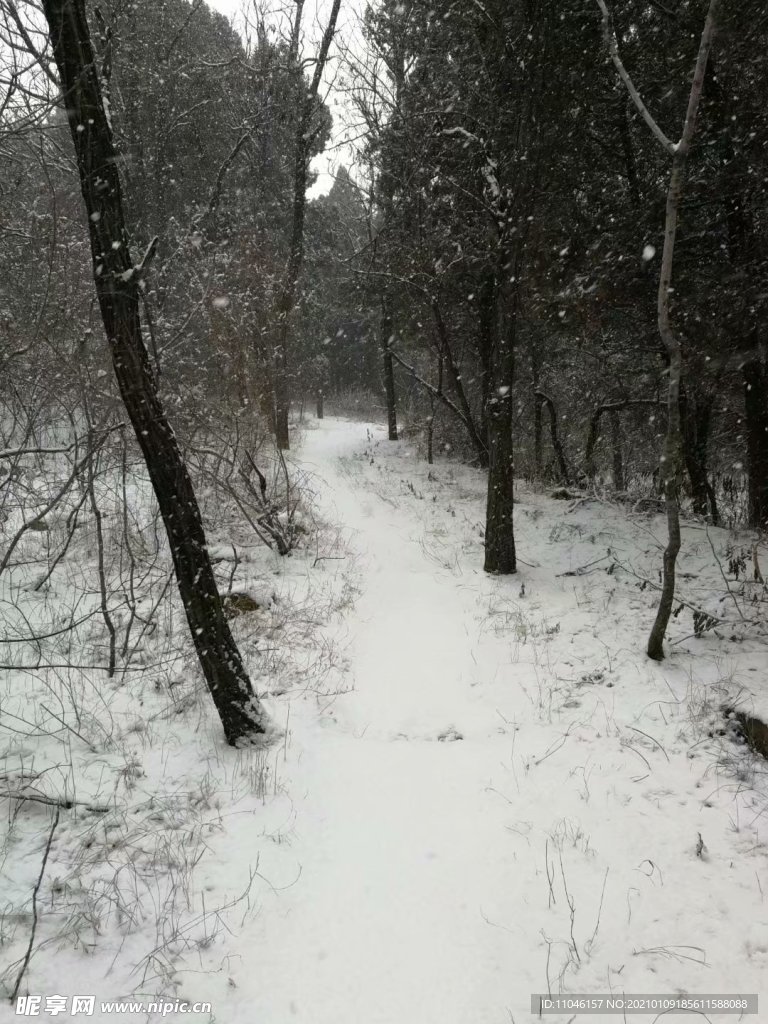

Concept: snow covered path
[[243, 419, 522, 1023], [223, 417, 767, 1024]]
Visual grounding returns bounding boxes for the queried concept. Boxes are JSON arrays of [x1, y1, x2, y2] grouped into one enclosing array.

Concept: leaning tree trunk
[[42, 0, 264, 744]]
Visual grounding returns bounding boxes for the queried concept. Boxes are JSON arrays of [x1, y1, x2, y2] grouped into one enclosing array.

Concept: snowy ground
[[2, 416, 767, 1022]]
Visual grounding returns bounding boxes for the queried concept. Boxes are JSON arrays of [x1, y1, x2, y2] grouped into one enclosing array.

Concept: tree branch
[[595, 0, 677, 155]]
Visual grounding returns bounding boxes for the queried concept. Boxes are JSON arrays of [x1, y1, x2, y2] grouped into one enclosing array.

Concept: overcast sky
[[205, 0, 365, 196]]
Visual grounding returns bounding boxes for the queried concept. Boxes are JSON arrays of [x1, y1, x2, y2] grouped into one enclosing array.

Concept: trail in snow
[[245, 420, 519, 1023], [223, 417, 767, 1024]]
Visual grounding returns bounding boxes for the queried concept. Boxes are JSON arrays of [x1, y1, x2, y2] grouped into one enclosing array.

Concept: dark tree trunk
[[316, 391, 324, 419], [484, 316, 516, 575], [426, 354, 441, 466], [381, 299, 399, 441], [743, 348, 768, 529], [477, 270, 495, 456], [710, 59, 766, 529], [610, 410, 624, 491], [272, 339, 291, 450], [534, 391, 570, 484], [270, 0, 342, 451], [432, 299, 487, 466], [42, 0, 264, 744], [531, 348, 543, 477], [618, 96, 642, 208], [584, 399, 660, 480], [680, 387, 718, 522]]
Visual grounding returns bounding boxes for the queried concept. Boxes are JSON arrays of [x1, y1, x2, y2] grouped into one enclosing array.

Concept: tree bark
[[680, 387, 718, 522], [610, 410, 624, 491], [534, 391, 569, 484], [598, 0, 719, 658], [432, 299, 487, 465], [643, 0, 720, 661], [531, 347, 543, 477], [271, 0, 342, 450], [42, 0, 264, 744], [477, 270, 495, 457], [484, 311, 516, 575], [743, 344, 768, 529], [380, 298, 399, 440], [584, 398, 660, 480]]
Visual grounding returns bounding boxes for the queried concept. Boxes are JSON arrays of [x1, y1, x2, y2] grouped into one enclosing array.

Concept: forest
[[0, 0, 766, 1021]]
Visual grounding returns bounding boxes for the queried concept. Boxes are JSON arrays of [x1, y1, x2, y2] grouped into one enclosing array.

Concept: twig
[[10, 809, 60, 1003], [706, 527, 746, 622], [557, 555, 610, 577], [559, 851, 580, 962], [585, 868, 609, 955], [533, 726, 573, 766], [0, 790, 109, 813], [39, 704, 98, 753], [612, 556, 758, 626]]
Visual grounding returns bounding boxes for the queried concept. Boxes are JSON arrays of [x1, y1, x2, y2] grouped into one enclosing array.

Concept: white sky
[[206, 0, 366, 196]]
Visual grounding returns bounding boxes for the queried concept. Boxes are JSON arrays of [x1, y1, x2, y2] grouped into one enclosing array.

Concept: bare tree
[[40, 0, 265, 743], [271, 0, 342, 449], [596, 0, 720, 660]]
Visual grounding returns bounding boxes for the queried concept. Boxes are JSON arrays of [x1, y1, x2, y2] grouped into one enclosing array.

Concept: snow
[[215, 419, 768, 1023], [2, 417, 767, 1022]]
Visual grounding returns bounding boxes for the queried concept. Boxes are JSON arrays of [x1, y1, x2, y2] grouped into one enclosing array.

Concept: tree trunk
[[584, 398, 659, 480], [381, 298, 399, 441], [534, 391, 569, 484], [680, 387, 717, 521], [270, 0, 342, 451], [316, 391, 324, 419], [531, 348, 543, 477], [645, 1, 719, 662], [432, 299, 487, 465], [477, 270, 495, 456], [610, 410, 624, 491], [484, 316, 516, 575], [743, 345, 768, 529], [598, 0, 720, 658], [426, 353, 441, 466], [42, 0, 264, 744]]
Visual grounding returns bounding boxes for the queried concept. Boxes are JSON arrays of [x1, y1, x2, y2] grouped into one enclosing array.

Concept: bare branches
[[3, 0, 59, 88], [389, 347, 468, 429], [594, 0, 677, 155], [0, 423, 123, 575]]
